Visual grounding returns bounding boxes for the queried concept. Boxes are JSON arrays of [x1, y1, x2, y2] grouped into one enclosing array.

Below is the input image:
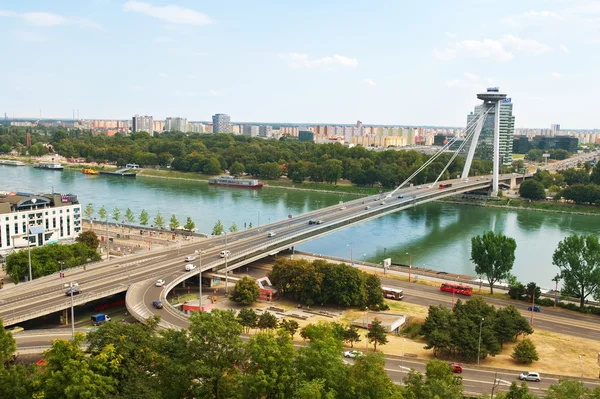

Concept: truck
[[91, 314, 111, 325]]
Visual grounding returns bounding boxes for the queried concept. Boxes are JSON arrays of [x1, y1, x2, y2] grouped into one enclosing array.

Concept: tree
[[348, 353, 400, 399], [84, 203, 94, 222], [343, 325, 361, 348], [552, 234, 600, 308], [544, 378, 595, 399], [229, 222, 238, 233], [125, 208, 135, 231], [494, 305, 533, 346], [526, 282, 541, 301], [402, 359, 463, 399], [112, 207, 121, 224], [561, 168, 590, 186], [367, 318, 388, 351], [0, 319, 17, 364], [495, 382, 537, 399], [295, 335, 347, 395], [248, 222, 253, 229], [169, 214, 179, 231], [203, 157, 222, 175], [237, 308, 258, 333], [212, 220, 224, 236], [229, 161, 245, 177], [76, 230, 99, 250], [183, 217, 195, 233], [98, 205, 107, 221], [519, 180, 546, 200], [138, 209, 149, 227], [153, 212, 165, 229], [279, 319, 300, 339], [257, 311, 278, 331], [511, 338, 539, 364], [323, 159, 343, 184], [590, 164, 600, 185], [471, 231, 517, 294], [230, 276, 260, 305]]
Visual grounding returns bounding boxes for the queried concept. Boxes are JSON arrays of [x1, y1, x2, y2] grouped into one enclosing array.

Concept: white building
[[212, 114, 231, 134], [132, 115, 154, 134], [242, 125, 260, 137], [188, 122, 205, 134], [165, 117, 188, 133], [259, 125, 273, 138], [0, 192, 82, 257]]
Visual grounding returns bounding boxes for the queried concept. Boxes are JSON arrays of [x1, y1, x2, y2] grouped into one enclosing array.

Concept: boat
[[0, 160, 26, 166], [208, 176, 263, 188], [82, 168, 100, 175], [34, 162, 64, 170]]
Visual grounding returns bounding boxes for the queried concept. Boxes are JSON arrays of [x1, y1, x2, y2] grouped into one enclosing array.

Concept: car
[[267, 231, 276, 237], [519, 372, 541, 382], [65, 288, 81, 296], [316, 220, 324, 224], [220, 250, 231, 258], [340, 206, 347, 210], [185, 263, 197, 271], [528, 306, 541, 312], [155, 279, 165, 287], [152, 300, 163, 309], [374, 197, 380, 201], [308, 220, 316, 225], [343, 350, 364, 359], [380, 201, 386, 205], [7, 326, 24, 333], [397, 195, 404, 199], [415, 186, 422, 189], [63, 282, 79, 288], [365, 206, 371, 210], [449, 363, 463, 373], [185, 255, 197, 262]]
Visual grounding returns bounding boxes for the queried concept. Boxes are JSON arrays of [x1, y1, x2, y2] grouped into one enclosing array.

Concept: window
[[45, 219, 49, 229], [5, 225, 9, 245]]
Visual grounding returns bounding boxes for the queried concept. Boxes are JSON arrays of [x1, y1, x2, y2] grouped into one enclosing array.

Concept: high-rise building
[[242, 125, 259, 137], [259, 125, 273, 138], [165, 117, 188, 132], [551, 124, 561, 135], [132, 115, 154, 134], [212, 114, 231, 134], [466, 98, 515, 165], [188, 122, 205, 133]]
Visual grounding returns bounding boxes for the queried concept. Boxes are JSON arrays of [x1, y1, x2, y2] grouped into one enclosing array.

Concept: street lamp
[[224, 231, 229, 296], [579, 355, 584, 380], [27, 228, 33, 282], [67, 281, 77, 339], [552, 275, 560, 309], [363, 307, 369, 351], [105, 214, 111, 260], [405, 252, 412, 282], [198, 250, 206, 312], [477, 317, 484, 366]]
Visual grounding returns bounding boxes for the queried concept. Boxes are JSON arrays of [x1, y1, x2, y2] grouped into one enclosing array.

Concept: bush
[[511, 338, 539, 364], [400, 322, 422, 339], [535, 298, 554, 307]]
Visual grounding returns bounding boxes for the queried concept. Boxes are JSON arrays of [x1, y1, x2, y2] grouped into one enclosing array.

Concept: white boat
[[34, 162, 64, 170], [0, 160, 25, 166]]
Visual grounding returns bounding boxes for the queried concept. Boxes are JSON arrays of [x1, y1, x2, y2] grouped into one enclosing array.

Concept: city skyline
[[0, 0, 598, 128]]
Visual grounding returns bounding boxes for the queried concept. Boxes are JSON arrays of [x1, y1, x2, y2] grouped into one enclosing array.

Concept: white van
[[220, 250, 231, 258]]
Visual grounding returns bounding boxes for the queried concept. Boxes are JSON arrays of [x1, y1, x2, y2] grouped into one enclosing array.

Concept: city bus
[[382, 286, 404, 300], [440, 282, 473, 296], [439, 183, 453, 189]]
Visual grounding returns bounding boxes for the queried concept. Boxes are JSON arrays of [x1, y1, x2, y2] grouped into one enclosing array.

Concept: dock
[[99, 168, 137, 177]]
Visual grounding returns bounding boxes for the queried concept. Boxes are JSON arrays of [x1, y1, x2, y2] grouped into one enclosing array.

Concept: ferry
[[208, 176, 263, 189], [34, 162, 64, 170], [82, 168, 99, 175], [0, 160, 25, 166]]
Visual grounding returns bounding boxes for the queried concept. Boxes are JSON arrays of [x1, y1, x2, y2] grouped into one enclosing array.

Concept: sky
[[0, 0, 598, 128]]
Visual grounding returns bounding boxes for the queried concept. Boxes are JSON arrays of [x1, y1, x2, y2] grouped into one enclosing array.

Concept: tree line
[[520, 163, 600, 204], [85, 204, 196, 232]]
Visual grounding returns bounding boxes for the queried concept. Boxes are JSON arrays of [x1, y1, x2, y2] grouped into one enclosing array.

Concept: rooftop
[[0, 192, 79, 214]]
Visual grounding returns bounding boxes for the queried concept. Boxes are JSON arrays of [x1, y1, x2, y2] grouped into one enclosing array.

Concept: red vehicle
[[439, 183, 453, 189], [449, 363, 463, 373], [440, 282, 473, 296]]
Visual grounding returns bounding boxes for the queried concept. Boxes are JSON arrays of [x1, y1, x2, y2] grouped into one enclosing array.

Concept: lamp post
[[401, 338, 406, 374], [405, 252, 412, 282], [224, 232, 229, 296], [105, 214, 111, 260], [477, 317, 484, 366], [552, 275, 560, 309], [198, 250, 205, 312], [27, 228, 33, 282], [363, 307, 369, 351], [579, 355, 584, 380], [68, 282, 77, 339]]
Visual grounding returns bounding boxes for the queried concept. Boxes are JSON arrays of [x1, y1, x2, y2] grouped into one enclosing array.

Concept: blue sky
[[0, 0, 598, 128]]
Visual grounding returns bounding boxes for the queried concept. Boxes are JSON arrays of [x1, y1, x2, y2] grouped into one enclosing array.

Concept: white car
[[519, 372, 541, 382], [267, 231, 276, 237], [340, 206, 347, 210], [63, 282, 79, 288], [184, 255, 196, 262], [185, 263, 197, 271], [343, 350, 363, 359], [155, 279, 165, 287], [220, 250, 231, 258]]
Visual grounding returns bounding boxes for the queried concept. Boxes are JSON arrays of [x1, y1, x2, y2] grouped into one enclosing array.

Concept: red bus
[[440, 282, 473, 296], [439, 183, 453, 189]]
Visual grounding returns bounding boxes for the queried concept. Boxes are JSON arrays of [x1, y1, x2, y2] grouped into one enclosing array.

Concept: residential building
[[466, 98, 515, 165], [132, 115, 154, 134], [242, 125, 260, 137], [298, 131, 314, 142], [551, 124, 561, 135], [188, 122, 205, 134], [212, 114, 231, 134], [165, 117, 188, 133], [0, 191, 82, 257], [259, 125, 273, 138]]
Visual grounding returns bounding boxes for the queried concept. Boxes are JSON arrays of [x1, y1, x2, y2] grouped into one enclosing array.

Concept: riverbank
[[440, 196, 600, 216]]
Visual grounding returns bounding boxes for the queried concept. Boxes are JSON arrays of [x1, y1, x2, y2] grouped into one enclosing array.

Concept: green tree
[[98, 205, 107, 221], [552, 234, 600, 308], [248, 222, 253, 229], [295, 335, 347, 395], [519, 179, 546, 199], [590, 164, 600, 185], [343, 324, 361, 348], [323, 159, 343, 184], [125, 208, 135, 230], [544, 378, 593, 399], [230, 276, 260, 305], [279, 319, 300, 339], [203, 157, 222, 175], [139, 209, 149, 227], [169, 214, 179, 231], [367, 318, 388, 351], [229, 161, 245, 177], [494, 305, 533, 346], [257, 311, 278, 331], [212, 220, 224, 236], [183, 217, 195, 233], [292, 379, 335, 399], [421, 305, 452, 357], [511, 338, 539, 364], [495, 381, 536, 399], [561, 168, 590, 186], [402, 359, 463, 399], [259, 162, 283, 180], [75, 230, 99, 250], [153, 212, 165, 229], [526, 282, 541, 301], [348, 352, 399, 399], [471, 231, 517, 294], [112, 207, 121, 224], [0, 319, 17, 363], [237, 308, 258, 333], [229, 222, 238, 233], [84, 203, 94, 222]]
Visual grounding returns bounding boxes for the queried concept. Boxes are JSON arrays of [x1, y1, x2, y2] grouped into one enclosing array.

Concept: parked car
[[449, 363, 463, 373], [220, 250, 231, 258], [155, 279, 165, 287], [519, 372, 541, 382], [185, 255, 197, 262], [152, 300, 163, 309], [267, 231, 276, 237], [528, 306, 541, 312], [65, 288, 81, 296], [185, 263, 197, 271], [343, 350, 363, 359]]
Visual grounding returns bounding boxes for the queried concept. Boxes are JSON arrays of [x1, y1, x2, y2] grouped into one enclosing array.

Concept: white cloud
[[446, 72, 485, 89], [444, 32, 457, 38], [0, 9, 102, 30], [501, 34, 552, 55], [559, 44, 570, 53], [0, 10, 17, 17], [504, 10, 563, 25], [552, 72, 562, 78], [208, 89, 220, 96], [364, 78, 376, 86], [158, 72, 168, 78], [282, 53, 358, 69], [13, 30, 49, 42], [123, 1, 213, 25]]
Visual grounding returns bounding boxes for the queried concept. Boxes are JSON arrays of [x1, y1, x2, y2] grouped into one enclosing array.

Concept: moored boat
[[0, 160, 26, 166], [34, 162, 64, 170], [82, 168, 100, 175], [208, 176, 263, 188]]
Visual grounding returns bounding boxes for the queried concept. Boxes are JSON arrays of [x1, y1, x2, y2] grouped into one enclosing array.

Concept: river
[[2, 165, 596, 288]]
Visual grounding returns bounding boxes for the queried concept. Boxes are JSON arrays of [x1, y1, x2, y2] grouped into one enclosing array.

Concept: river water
[[1, 166, 597, 288]]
